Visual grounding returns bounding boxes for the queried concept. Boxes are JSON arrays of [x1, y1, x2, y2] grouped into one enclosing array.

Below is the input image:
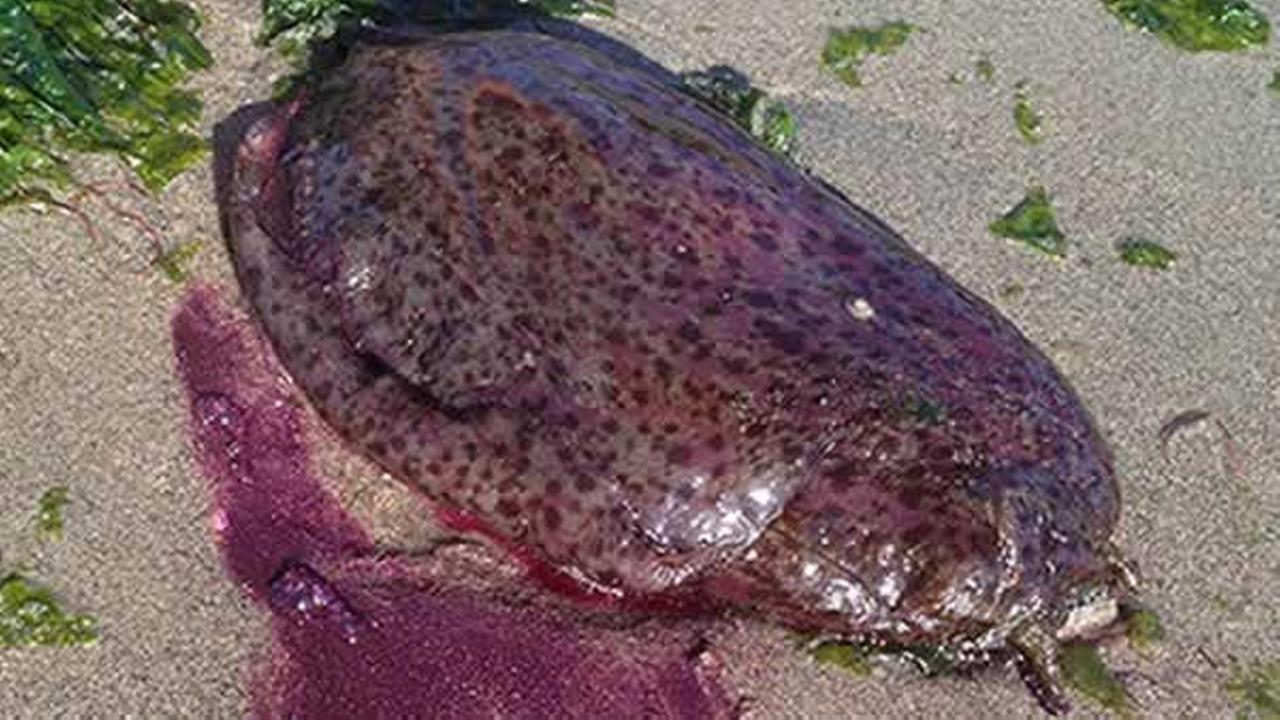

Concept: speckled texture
[[220, 25, 1123, 665]]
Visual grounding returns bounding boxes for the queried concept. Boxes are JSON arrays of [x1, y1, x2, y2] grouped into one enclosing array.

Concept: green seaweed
[[1118, 237, 1178, 269], [155, 240, 202, 283], [755, 102, 798, 157], [1123, 606, 1166, 650], [990, 186, 1067, 258], [808, 640, 873, 675], [0, 0, 212, 206], [261, 0, 616, 56], [1226, 660, 1280, 719], [1101, 0, 1271, 52], [1268, 70, 1280, 93], [0, 573, 98, 647], [35, 485, 69, 541], [976, 56, 996, 83], [999, 281, 1026, 301], [261, 0, 617, 86], [260, 0, 379, 62], [801, 637, 958, 677], [1013, 83, 1044, 144], [680, 66, 797, 156], [821, 21, 918, 88], [1059, 642, 1132, 714]]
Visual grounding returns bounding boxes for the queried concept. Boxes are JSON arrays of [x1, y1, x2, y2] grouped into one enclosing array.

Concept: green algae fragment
[[1268, 70, 1280, 93], [1226, 660, 1280, 719], [261, 0, 614, 63], [976, 56, 996, 83], [680, 66, 797, 156], [1059, 642, 1132, 714], [1101, 0, 1271, 52], [1118, 237, 1178, 269], [155, 240, 202, 283], [36, 486, 69, 541], [821, 22, 918, 88], [0, 0, 213, 205], [752, 101, 793, 155], [804, 638, 957, 677], [809, 640, 873, 675], [990, 186, 1067, 257], [1123, 606, 1166, 650], [0, 573, 98, 647], [260, 0, 378, 61], [754, 102, 797, 157], [999, 281, 1026, 301], [1013, 83, 1044, 144]]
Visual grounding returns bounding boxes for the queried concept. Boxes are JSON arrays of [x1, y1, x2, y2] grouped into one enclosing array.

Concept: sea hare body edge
[[218, 30, 1124, 656]]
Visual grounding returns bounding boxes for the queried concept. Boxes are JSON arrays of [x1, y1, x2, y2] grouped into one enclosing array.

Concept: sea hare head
[[216, 25, 1128, 709]]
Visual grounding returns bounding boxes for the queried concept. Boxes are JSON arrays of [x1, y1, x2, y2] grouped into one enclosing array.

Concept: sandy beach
[[0, 0, 1277, 717]]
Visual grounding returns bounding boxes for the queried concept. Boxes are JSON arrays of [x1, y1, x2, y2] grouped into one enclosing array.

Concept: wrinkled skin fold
[[216, 26, 1127, 712]]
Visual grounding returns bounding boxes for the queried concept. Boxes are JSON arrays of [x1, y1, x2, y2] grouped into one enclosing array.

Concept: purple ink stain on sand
[[172, 286, 733, 719]]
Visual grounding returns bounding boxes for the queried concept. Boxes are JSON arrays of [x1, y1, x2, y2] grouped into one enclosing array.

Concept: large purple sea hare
[[173, 288, 731, 718], [215, 25, 1132, 711]]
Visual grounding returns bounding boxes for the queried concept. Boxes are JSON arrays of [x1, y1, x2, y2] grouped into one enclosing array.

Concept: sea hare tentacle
[[216, 26, 1127, 703]]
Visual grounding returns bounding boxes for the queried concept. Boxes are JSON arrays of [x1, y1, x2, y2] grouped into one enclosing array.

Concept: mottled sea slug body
[[219, 27, 1126, 709]]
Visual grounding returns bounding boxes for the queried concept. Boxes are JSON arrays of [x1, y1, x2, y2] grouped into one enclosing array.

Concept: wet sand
[[0, 0, 1276, 717]]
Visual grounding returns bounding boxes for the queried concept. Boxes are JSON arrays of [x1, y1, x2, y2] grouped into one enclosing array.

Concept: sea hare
[[216, 25, 1129, 711]]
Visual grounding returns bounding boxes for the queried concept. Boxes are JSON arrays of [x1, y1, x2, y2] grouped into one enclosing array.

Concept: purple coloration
[[269, 562, 368, 643], [173, 293, 370, 603], [215, 28, 1129, 708], [265, 571, 728, 719], [173, 288, 732, 719]]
